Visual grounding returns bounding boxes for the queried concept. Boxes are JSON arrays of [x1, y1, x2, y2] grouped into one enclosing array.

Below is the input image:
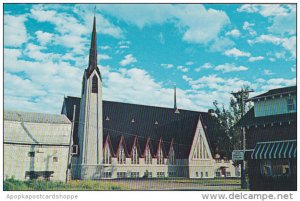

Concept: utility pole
[[66, 105, 76, 183], [231, 88, 253, 189]]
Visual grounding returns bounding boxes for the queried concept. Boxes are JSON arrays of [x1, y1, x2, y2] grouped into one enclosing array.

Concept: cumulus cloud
[[225, 29, 241, 37], [35, 30, 54, 45], [119, 54, 137, 66], [161, 64, 174, 69], [98, 4, 230, 44], [214, 63, 248, 73], [177, 66, 189, 73], [243, 21, 257, 36], [263, 69, 274, 75], [248, 56, 264, 62], [248, 35, 296, 58], [4, 14, 28, 47], [224, 48, 251, 58]]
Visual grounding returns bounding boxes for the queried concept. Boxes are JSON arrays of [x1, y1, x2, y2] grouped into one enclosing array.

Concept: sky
[[3, 4, 296, 114]]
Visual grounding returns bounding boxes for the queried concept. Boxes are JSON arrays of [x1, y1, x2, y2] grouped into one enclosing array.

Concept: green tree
[[212, 86, 253, 158]]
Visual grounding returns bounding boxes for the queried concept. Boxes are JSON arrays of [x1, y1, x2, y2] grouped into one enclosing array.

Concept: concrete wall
[[4, 144, 69, 181], [254, 95, 296, 117]]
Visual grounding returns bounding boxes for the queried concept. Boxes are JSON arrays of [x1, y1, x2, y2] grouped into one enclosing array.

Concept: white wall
[[4, 144, 69, 181]]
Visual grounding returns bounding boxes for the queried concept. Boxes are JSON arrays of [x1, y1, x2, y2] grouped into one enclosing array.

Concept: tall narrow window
[[131, 145, 139, 164], [103, 145, 111, 164], [157, 145, 164, 165], [145, 145, 152, 164], [92, 75, 98, 93], [118, 144, 126, 164], [169, 146, 175, 165], [287, 98, 296, 112]]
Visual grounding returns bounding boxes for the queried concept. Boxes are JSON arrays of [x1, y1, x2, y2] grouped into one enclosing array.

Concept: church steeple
[[174, 85, 180, 114], [88, 16, 98, 72]]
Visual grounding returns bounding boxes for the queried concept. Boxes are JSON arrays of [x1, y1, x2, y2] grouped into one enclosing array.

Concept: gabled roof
[[4, 111, 71, 145], [249, 86, 296, 101], [4, 111, 71, 124], [62, 96, 221, 159]]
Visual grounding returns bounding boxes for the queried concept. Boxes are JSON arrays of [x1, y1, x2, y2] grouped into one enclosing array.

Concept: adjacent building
[[4, 111, 72, 181], [238, 86, 297, 190]]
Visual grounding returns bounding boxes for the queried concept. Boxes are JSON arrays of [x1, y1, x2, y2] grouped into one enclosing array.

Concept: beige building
[[4, 111, 72, 181]]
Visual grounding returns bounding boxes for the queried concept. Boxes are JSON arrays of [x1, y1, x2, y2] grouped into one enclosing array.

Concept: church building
[[61, 16, 240, 180], [4, 16, 240, 181]]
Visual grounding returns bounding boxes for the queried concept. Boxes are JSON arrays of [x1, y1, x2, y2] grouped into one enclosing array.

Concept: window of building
[[92, 75, 98, 93], [131, 145, 139, 164], [103, 145, 111, 164], [216, 159, 222, 163], [169, 172, 176, 177], [145, 146, 152, 164], [117, 172, 126, 178], [205, 172, 208, 177], [287, 98, 296, 112], [103, 172, 111, 178], [53, 157, 58, 162], [168, 146, 175, 165], [131, 172, 139, 178], [157, 172, 165, 178], [226, 172, 231, 177], [216, 171, 221, 177], [157, 144, 164, 165], [201, 172, 203, 178], [118, 144, 126, 164], [196, 172, 199, 177], [28, 152, 35, 157], [224, 159, 230, 163]]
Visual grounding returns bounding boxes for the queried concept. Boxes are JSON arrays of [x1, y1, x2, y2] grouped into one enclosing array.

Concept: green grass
[[4, 178, 127, 191]]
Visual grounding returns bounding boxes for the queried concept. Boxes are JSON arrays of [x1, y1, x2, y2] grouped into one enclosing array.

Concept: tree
[[212, 86, 253, 158]]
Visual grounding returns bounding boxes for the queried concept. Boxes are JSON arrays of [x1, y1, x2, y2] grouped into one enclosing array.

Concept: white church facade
[[4, 16, 240, 181]]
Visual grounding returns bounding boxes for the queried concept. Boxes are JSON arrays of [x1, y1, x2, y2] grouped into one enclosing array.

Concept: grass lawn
[[4, 178, 243, 191]]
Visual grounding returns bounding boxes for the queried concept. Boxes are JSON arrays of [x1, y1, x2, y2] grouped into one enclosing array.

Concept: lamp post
[[231, 89, 253, 189]]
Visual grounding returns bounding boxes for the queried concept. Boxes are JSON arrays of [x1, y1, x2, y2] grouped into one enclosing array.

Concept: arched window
[[92, 75, 98, 93], [103, 144, 111, 164], [145, 145, 152, 164], [169, 146, 175, 165], [157, 144, 164, 165], [131, 145, 139, 164], [118, 144, 126, 164]]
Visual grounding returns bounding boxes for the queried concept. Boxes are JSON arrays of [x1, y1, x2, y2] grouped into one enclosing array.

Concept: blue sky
[[4, 4, 296, 114]]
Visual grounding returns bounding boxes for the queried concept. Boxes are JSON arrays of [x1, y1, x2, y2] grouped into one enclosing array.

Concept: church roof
[[62, 96, 221, 159]]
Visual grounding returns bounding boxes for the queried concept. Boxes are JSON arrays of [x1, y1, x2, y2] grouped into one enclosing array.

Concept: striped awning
[[251, 140, 296, 160]]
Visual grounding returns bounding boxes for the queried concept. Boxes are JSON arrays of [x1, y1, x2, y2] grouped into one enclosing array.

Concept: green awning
[[251, 140, 296, 160]]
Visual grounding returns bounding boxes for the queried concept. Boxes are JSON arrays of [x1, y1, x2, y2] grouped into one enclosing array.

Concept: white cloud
[[160, 64, 174, 69], [119, 45, 129, 49], [260, 77, 296, 91], [249, 35, 296, 58], [224, 48, 251, 58], [99, 4, 230, 44], [237, 4, 290, 17], [243, 21, 257, 36], [225, 29, 241, 37], [263, 69, 274, 75], [99, 54, 112, 60], [291, 67, 296, 73], [35, 31, 53, 45], [4, 14, 28, 47], [185, 61, 194, 66], [209, 37, 235, 52], [177, 66, 189, 73], [119, 54, 137, 66], [214, 63, 248, 73], [248, 56, 264, 62], [195, 62, 213, 72], [100, 45, 110, 50]]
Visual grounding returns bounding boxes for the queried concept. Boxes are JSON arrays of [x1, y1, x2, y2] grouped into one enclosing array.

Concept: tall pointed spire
[[88, 15, 98, 72], [174, 85, 180, 114]]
